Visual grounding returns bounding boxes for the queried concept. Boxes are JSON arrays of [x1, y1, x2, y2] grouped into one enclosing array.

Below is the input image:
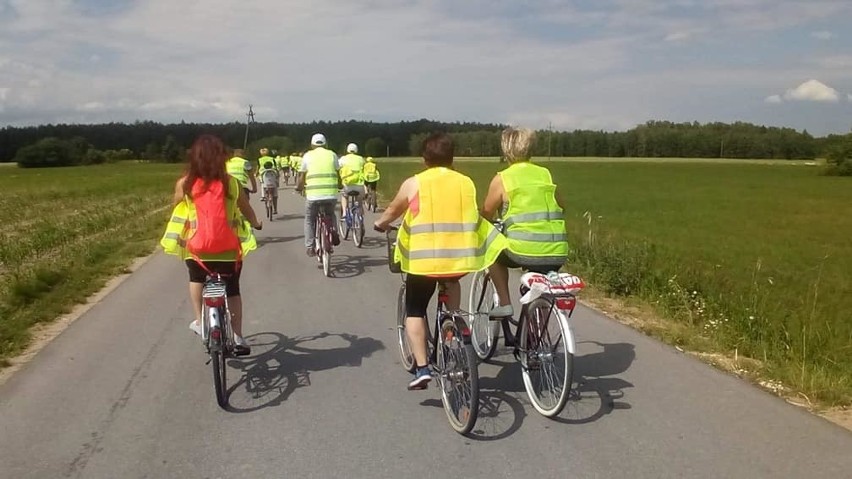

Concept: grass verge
[[0, 163, 181, 365]]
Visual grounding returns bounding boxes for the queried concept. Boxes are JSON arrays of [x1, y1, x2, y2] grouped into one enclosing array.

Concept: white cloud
[[811, 30, 835, 40], [664, 31, 692, 42], [765, 95, 783, 104], [848, 94, 852, 102], [783, 80, 840, 102]]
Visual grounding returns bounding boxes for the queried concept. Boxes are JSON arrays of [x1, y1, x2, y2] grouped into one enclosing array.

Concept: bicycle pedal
[[233, 348, 251, 357]]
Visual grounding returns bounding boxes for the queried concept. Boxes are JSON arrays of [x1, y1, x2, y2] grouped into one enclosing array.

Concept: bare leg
[[189, 282, 202, 323], [229, 295, 244, 337], [406, 316, 428, 367], [488, 262, 512, 306], [340, 194, 348, 218]]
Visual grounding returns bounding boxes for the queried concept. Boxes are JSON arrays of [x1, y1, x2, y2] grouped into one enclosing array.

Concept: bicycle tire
[[519, 297, 574, 417], [437, 317, 479, 435], [212, 346, 228, 409], [321, 220, 331, 277], [468, 270, 500, 361], [353, 207, 364, 247], [396, 284, 416, 372]]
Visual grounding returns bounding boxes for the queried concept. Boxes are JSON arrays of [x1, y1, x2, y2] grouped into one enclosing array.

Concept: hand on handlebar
[[254, 221, 263, 231]]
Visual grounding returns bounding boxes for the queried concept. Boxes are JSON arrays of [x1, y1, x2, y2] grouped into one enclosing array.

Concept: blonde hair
[[501, 127, 536, 163]]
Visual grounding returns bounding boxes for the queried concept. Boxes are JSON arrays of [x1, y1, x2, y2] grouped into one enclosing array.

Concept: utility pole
[[243, 104, 255, 150], [548, 121, 553, 160]]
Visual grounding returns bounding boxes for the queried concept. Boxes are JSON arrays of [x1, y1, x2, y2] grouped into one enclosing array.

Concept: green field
[[377, 159, 852, 406], [0, 163, 180, 364]]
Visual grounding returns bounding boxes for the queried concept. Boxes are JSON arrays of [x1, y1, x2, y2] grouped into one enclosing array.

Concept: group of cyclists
[[161, 127, 569, 389]]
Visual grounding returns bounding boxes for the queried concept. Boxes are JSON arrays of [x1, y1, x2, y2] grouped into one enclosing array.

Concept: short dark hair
[[421, 132, 454, 167]]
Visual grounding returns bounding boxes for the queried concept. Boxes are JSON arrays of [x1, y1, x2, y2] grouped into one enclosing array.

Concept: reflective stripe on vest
[[395, 167, 506, 275], [499, 162, 569, 259], [226, 157, 249, 187], [304, 148, 338, 199]]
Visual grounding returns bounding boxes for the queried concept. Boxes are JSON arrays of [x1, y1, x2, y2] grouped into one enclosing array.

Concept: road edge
[[0, 252, 157, 387], [577, 293, 852, 433]]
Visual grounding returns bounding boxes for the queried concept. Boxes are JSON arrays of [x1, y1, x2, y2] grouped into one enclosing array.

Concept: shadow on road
[[271, 213, 303, 222], [461, 340, 636, 439], [256, 235, 303, 247], [223, 331, 384, 413], [327, 254, 389, 279]]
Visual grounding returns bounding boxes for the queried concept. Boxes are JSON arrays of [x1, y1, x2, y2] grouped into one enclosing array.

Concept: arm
[[249, 174, 258, 193], [554, 184, 566, 210], [374, 177, 413, 230], [237, 188, 262, 229], [480, 174, 504, 220], [172, 177, 185, 206]]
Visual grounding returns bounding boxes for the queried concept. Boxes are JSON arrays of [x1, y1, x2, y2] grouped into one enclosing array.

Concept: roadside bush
[[15, 138, 77, 168]]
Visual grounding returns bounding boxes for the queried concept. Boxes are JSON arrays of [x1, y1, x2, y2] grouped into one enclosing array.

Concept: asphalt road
[[1, 184, 850, 479]]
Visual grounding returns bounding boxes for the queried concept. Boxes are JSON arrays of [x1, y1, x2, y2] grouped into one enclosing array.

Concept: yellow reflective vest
[[363, 161, 381, 182], [226, 156, 250, 188], [339, 154, 365, 186], [395, 167, 506, 275], [304, 148, 339, 199], [160, 177, 257, 261], [499, 162, 569, 260]]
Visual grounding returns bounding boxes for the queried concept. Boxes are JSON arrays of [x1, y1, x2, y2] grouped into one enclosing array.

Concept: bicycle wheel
[[437, 316, 479, 434], [353, 205, 364, 247], [209, 308, 228, 409], [266, 196, 273, 221], [321, 220, 331, 277], [468, 270, 500, 361], [396, 284, 415, 372], [519, 297, 574, 417]]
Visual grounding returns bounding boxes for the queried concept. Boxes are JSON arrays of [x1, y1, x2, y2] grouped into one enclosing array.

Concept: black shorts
[[496, 251, 563, 274], [404, 273, 464, 318], [185, 260, 241, 297], [365, 181, 378, 189]]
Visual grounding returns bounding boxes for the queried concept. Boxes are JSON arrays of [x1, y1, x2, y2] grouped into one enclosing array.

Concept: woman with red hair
[[161, 134, 262, 355]]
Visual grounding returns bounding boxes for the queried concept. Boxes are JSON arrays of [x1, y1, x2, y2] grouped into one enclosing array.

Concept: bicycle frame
[[200, 274, 233, 353]]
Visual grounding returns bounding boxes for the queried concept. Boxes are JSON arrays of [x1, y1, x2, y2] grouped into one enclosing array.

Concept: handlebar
[[374, 223, 399, 233]]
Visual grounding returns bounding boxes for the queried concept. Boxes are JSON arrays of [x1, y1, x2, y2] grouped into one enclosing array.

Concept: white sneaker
[[489, 304, 514, 319], [189, 320, 202, 335]]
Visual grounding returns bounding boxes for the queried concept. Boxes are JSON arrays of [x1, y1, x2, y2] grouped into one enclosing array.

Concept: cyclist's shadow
[[223, 331, 384, 413]]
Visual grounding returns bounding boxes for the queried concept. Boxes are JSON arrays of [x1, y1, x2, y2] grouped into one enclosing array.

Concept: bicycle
[[282, 167, 291, 186], [340, 191, 365, 247], [364, 185, 378, 213], [468, 264, 585, 417], [381, 225, 480, 435], [261, 187, 275, 221], [314, 206, 335, 277], [198, 272, 251, 409]]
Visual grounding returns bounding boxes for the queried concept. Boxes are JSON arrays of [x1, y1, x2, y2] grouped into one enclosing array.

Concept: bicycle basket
[[386, 229, 402, 274]]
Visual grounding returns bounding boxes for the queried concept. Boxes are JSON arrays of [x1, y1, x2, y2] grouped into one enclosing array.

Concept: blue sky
[[0, 0, 851, 135]]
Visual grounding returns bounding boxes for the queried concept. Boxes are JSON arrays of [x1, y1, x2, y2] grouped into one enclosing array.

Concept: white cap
[[311, 133, 327, 146], [346, 143, 358, 153]]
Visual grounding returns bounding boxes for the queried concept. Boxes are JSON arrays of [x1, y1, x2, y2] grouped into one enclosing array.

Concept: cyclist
[[276, 151, 291, 184], [258, 158, 280, 214], [480, 127, 570, 319], [256, 148, 275, 183], [296, 134, 341, 256], [374, 132, 506, 389], [363, 156, 381, 205], [161, 134, 262, 355], [338, 143, 366, 220], [226, 148, 257, 196]]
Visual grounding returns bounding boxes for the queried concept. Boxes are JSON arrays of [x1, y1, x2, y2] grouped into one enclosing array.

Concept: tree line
[[2, 118, 849, 165]]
